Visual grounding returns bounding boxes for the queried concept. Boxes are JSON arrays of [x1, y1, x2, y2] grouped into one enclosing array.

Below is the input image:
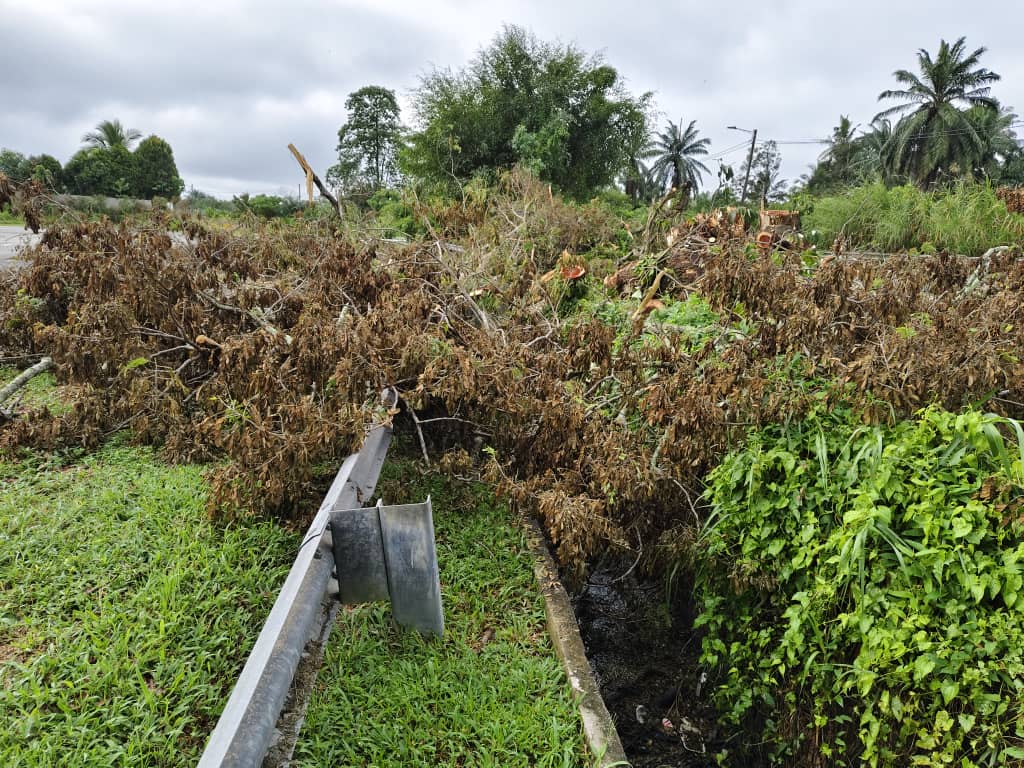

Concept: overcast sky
[[2, 0, 1021, 199]]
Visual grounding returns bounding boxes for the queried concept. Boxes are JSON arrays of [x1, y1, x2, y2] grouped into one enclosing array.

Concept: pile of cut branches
[[2, 174, 1023, 575], [0, 173, 45, 233]]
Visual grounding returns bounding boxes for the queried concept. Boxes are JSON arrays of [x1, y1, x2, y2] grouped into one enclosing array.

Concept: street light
[[728, 125, 758, 203]]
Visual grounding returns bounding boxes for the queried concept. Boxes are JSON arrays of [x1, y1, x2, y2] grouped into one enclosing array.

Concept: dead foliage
[[0, 173, 44, 233], [2, 174, 1023, 576], [997, 186, 1024, 214]]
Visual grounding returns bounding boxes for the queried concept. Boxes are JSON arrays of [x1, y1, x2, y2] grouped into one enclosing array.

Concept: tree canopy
[[402, 25, 651, 199], [62, 124, 185, 199], [64, 145, 135, 197], [0, 152, 64, 190], [82, 119, 143, 150], [327, 86, 402, 196], [875, 37, 1001, 186], [131, 136, 184, 199]]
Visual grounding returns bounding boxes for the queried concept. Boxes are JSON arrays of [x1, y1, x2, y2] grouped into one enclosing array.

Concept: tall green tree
[[0, 149, 29, 182], [650, 119, 711, 200], [327, 86, 402, 195], [132, 135, 184, 199], [25, 155, 63, 189], [82, 119, 143, 150], [402, 25, 650, 199], [961, 106, 1019, 181], [64, 145, 134, 196], [875, 37, 1000, 186], [0, 151, 65, 189], [805, 115, 861, 193], [855, 118, 895, 182]]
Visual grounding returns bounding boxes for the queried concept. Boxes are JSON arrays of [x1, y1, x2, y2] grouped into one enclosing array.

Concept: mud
[[572, 557, 720, 767]]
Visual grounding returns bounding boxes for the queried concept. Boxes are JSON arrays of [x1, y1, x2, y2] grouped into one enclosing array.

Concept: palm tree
[[634, 160, 664, 204], [82, 119, 143, 150], [819, 115, 858, 167], [844, 118, 896, 183], [623, 136, 657, 205], [962, 106, 1019, 180], [805, 115, 861, 193], [874, 37, 1000, 187], [650, 119, 711, 199]]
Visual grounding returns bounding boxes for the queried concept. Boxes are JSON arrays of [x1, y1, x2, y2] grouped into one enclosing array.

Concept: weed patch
[[698, 406, 1024, 766], [804, 182, 1024, 254]]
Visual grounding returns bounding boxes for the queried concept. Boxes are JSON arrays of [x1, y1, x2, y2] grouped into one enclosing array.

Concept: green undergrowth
[[0, 211, 26, 226], [0, 440, 299, 767], [293, 456, 587, 768], [697, 405, 1024, 766], [803, 182, 1024, 255]]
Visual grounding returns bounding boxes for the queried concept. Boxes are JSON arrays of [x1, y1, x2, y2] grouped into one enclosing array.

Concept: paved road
[[0, 225, 41, 270]]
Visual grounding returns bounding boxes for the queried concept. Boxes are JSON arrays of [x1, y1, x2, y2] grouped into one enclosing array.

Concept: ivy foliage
[[698, 405, 1024, 766]]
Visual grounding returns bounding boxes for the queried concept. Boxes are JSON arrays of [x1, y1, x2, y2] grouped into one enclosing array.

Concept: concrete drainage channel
[[526, 523, 629, 767], [198, 414, 626, 768]]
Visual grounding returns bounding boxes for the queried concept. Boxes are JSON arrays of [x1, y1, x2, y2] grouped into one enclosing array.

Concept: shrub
[[698, 405, 1024, 766], [804, 182, 1024, 255], [232, 193, 303, 219]]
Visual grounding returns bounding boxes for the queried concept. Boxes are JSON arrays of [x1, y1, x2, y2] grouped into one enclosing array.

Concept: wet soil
[[572, 557, 720, 767]]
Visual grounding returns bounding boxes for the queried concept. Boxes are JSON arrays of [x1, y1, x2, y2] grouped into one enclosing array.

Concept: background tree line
[[0, 119, 184, 200], [9, 29, 1018, 213], [328, 28, 1022, 211], [802, 37, 1024, 194]]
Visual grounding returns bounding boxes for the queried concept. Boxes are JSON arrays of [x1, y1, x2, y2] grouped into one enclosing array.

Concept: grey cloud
[[1, 0, 1021, 196]]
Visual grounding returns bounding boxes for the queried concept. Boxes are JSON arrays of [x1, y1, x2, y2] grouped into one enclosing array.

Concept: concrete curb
[[525, 520, 629, 767]]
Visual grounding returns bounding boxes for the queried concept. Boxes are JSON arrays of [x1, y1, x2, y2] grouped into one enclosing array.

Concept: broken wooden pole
[[287, 143, 342, 220]]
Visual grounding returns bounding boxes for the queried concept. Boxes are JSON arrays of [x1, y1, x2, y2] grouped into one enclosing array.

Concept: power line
[[707, 140, 753, 160]]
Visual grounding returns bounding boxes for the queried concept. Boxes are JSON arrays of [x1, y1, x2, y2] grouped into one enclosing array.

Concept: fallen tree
[[0, 355, 53, 420], [1, 172, 1023, 575]]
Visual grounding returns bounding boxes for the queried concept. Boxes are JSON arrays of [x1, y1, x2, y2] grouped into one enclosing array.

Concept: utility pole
[[728, 126, 758, 204], [740, 130, 757, 204]]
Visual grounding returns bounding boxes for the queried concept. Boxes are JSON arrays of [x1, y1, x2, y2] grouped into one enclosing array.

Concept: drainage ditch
[[571, 557, 720, 768]]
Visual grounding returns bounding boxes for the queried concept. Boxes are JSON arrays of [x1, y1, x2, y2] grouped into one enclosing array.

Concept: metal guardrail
[[198, 425, 392, 768]]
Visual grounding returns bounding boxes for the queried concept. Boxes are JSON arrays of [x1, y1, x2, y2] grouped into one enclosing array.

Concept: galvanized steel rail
[[198, 425, 392, 768]]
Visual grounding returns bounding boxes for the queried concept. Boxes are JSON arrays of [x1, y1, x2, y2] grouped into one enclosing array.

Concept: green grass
[[293, 459, 587, 768], [0, 211, 25, 226], [0, 442, 299, 767], [803, 181, 1024, 255], [0, 366, 67, 415]]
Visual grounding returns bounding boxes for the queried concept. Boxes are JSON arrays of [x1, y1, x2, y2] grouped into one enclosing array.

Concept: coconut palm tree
[[842, 118, 896, 183], [650, 119, 711, 199], [962, 106, 1019, 180], [81, 119, 143, 150], [874, 37, 1000, 187], [819, 115, 858, 167], [805, 115, 861, 193]]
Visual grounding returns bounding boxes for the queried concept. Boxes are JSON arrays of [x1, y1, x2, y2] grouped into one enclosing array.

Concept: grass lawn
[[0, 440, 298, 767], [0, 367, 589, 765], [293, 460, 588, 768]]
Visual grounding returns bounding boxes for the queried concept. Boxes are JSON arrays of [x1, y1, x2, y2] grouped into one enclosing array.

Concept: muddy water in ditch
[[572, 558, 721, 768]]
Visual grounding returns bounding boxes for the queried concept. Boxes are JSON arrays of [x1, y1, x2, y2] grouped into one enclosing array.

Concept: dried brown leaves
[[2, 180, 1023, 575]]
